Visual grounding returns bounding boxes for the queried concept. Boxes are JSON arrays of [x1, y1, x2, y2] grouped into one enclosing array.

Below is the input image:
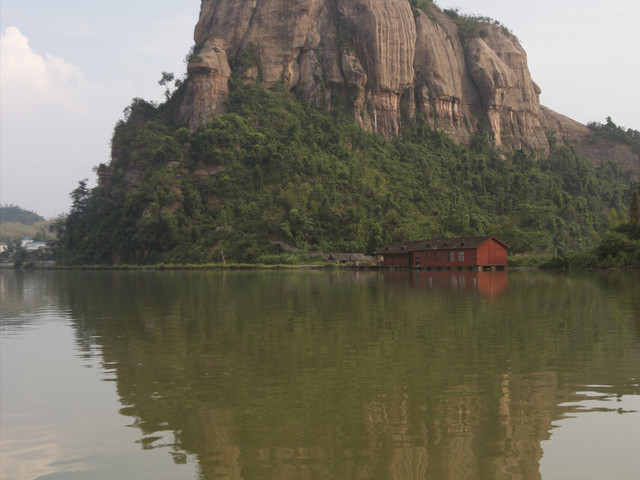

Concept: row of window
[[414, 251, 469, 263]]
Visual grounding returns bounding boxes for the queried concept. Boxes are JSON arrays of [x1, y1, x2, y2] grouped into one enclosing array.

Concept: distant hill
[[0, 205, 53, 245], [0, 205, 44, 225]]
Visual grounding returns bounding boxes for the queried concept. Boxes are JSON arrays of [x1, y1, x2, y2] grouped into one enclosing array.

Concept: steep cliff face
[[179, 36, 230, 130], [178, 0, 633, 163]]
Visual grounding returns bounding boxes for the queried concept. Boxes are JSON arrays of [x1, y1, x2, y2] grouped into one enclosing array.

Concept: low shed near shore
[[375, 236, 508, 269]]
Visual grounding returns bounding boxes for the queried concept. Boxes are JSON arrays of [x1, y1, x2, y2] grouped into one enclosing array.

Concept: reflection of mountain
[[41, 270, 640, 479]]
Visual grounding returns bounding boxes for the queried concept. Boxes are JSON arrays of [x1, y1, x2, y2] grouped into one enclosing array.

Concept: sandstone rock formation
[[179, 36, 231, 130], [178, 0, 638, 169]]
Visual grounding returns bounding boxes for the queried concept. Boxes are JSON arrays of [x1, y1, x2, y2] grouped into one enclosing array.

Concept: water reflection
[[1, 269, 639, 479], [383, 269, 509, 298]]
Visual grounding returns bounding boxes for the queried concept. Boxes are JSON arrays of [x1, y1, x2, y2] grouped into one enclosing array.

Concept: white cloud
[[1, 26, 87, 108], [1, 26, 108, 218], [0, 7, 198, 218]]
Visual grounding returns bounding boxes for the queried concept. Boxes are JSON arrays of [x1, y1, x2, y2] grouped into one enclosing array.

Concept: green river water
[[1, 269, 638, 479]]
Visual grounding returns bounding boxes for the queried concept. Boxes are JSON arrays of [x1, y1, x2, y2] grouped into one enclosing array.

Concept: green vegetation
[[406, 2, 513, 40], [0, 204, 44, 225], [510, 182, 640, 268], [587, 117, 640, 156], [0, 221, 52, 245], [443, 8, 513, 40], [228, 43, 262, 80], [564, 223, 640, 268], [408, 0, 435, 18], [0, 205, 55, 246], [630, 189, 640, 225], [560, 183, 640, 268], [54, 81, 637, 266]]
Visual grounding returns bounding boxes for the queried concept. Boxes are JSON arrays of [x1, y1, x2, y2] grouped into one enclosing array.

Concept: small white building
[[0, 243, 7, 254], [21, 237, 47, 251]]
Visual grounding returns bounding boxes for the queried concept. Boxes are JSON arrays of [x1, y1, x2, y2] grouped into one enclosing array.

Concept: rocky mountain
[[177, 0, 638, 171], [54, 0, 640, 266]]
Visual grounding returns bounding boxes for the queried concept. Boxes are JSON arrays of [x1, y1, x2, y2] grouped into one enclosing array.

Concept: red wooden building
[[374, 236, 508, 269]]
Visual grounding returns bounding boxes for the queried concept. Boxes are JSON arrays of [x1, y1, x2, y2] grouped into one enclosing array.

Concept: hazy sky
[[1, 0, 639, 218]]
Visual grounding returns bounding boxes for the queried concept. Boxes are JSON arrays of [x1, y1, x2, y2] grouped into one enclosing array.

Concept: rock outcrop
[[178, 0, 638, 169], [179, 36, 231, 129]]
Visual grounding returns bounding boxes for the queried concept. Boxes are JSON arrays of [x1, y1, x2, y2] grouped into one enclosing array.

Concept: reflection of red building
[[385, 269, 509, 298], [375, 236, 508, 269]]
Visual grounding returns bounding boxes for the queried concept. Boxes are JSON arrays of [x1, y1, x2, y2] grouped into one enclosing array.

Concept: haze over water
[[1, 269, 639, 479]]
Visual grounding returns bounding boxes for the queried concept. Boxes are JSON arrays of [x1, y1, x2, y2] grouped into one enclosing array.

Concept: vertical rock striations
[[177, 1, 599, 154], [412, 7, 478, 144], [179, 36, 231, 129]]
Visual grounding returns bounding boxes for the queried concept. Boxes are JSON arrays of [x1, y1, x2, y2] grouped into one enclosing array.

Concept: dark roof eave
[[376, 236, 509, 255]]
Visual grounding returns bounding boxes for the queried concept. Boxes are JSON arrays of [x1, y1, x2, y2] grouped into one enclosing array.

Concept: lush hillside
[[53, 81, 637, 265], [587, 117, 640, 155], [0, 205, 44, 225], [0, 205, 54, 245]]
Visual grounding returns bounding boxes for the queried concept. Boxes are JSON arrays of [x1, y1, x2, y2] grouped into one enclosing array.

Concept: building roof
[[374, 236, 508, 255], [24, 241, 48, 251]]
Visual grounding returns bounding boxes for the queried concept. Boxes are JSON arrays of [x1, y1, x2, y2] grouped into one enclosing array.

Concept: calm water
[[1, 269, 638, 480]]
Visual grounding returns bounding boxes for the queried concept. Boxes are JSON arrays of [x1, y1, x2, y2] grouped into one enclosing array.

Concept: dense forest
[[52, 78, 639, 266]]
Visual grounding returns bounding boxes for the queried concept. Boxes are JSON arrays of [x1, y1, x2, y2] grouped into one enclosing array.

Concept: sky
[[1, 0, 639, 219]]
